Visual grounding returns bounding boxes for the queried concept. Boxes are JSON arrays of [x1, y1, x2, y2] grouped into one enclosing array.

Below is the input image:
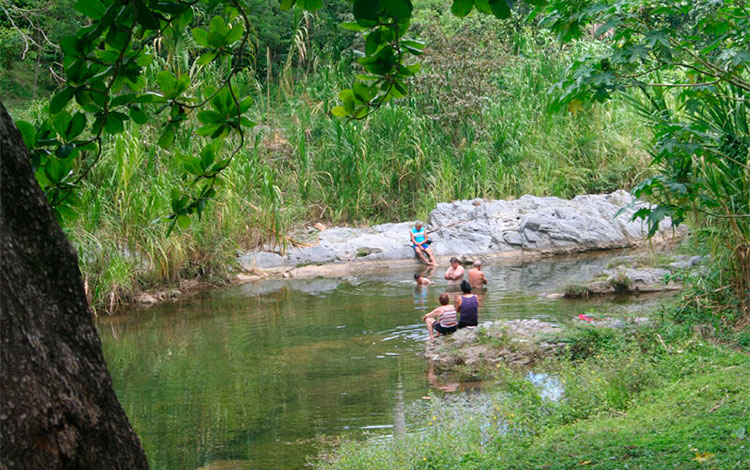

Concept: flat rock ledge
[[424, 317, 650, 372], [236, 191, 686, 281], [424, 320, 564, 371], [562, 254, 705, 297]]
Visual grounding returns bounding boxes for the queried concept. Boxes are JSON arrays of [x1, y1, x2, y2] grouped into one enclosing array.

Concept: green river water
[[97, 253, 674, 470]]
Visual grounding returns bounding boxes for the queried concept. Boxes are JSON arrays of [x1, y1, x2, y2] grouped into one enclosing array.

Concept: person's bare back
[[468, 261, 487, 288]]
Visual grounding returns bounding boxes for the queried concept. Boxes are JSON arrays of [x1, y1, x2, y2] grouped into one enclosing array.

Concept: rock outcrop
[[424, 320, 565, 371], [424, 316, 652, 373], [562, 254, 704, 297], [238, 191, 685, 279]]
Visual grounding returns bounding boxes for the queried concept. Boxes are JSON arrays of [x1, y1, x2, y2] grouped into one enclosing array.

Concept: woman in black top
[[456, 280, 479, 328]]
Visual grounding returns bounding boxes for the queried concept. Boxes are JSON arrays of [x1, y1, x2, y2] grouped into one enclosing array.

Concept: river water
[[98, 252, 675, 470]]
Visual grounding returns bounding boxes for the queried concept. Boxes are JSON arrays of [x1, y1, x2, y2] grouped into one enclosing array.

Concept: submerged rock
[[562, 253, 702, 298]]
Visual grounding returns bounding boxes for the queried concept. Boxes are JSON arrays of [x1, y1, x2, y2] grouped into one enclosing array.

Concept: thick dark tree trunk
[[0, 103, 148, 469]]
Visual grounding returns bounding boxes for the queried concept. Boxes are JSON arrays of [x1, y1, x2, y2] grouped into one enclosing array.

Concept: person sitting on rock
[[468, 260, 488, 289], [444, 257, 465, 282], [422, 293, 458, 341], [410, 221, 437, 266], [456, 280, 479, 329]]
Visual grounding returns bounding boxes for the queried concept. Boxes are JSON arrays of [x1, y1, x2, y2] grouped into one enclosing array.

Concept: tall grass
[[21, 23, 649, 313]]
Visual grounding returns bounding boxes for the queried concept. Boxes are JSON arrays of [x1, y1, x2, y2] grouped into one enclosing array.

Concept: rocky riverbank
[[424, 316, 651, 373], [236, 191, 686, 281], [562, 253, 705, 297]]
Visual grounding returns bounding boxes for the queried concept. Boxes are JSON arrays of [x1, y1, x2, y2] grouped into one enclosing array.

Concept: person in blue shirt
[[410, 221, 437, 266]]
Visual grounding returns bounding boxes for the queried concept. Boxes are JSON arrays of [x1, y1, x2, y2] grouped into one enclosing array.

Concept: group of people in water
[[411, 220, 490, 341]]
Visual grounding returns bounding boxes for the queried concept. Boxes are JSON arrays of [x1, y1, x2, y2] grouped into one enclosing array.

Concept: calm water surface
[[98, 253, 675, 470]]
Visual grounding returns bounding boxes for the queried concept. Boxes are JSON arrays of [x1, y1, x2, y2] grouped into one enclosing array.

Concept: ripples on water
[[99, 252, 677, 470]]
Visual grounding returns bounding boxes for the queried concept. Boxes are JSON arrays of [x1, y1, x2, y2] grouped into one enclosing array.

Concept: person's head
[[439, 293, 450, 305], [473, 260, 482, 270], [460, 280, 472, 294], [450, 256, 459, 267], [414, 273, 421, 280], [415, 221, 423, 230]]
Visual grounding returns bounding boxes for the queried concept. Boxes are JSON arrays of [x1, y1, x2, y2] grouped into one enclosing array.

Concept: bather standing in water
[[456, 280, 479, 329], [468, 260, 488, 289], [444, 257, 465, 282]]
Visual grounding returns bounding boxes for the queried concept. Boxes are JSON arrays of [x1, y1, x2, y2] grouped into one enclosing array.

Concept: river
[[97, 252, 675, 470]]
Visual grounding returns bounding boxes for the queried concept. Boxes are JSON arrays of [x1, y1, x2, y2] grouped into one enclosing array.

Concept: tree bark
[[0, 103, 148, 469]]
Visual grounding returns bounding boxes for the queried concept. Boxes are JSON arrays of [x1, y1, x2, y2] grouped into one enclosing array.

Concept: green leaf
[[177, 214, 191, 228], [365, 31, 385, 55], [156, 70, 177, 97], [209, 16, 229, 36], [158, 124, 175, 148], [473, 0, 492, 14], [104, 114, 125, 134], [55, 205, 78, 223], [225, 23, 245, 43], [73, 0, 106, 19], [402, 39, 425, 55], [354, 0, 382, 21], [196, 123, 223, 137], [192, 28, 209, 47], [49, 87, 76, 114], [451, 0, 473, 17], [197, 110, 225, 124], [384, 0, 412, 18], [279, 0, 296, 10], [298, 0, 322, 11], [489, 0, 511, 19], [178, 152, 204, 175], [134, 0, 160, 30], [66, 113, 87, 140], [331, 106, 348, 117], [55, 143, 75, 158], [16, 121, 36, 149], [129, 107, 148, 125], [200, 144, 216, 170], [341, 22, 368, 32], [196, 51, 219, 66], [44, 157, 73, 184]]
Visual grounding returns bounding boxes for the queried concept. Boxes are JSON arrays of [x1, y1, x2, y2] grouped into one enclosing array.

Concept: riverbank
[[313, 315, 750, 469], [127, 191, 685, 309]]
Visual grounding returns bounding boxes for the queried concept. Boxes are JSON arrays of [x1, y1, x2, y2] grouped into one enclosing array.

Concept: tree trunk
[[0, 103, 148, 469]]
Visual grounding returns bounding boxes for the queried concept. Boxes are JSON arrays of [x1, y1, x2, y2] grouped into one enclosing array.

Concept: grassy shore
[[314, 307, 750, 470]]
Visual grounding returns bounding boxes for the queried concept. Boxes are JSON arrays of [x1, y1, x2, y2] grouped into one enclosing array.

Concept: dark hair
[[413, 273, 420, 279], [460, 280, 472, 294], [450, 256, 459, 263], [439, 293, 450, 305]]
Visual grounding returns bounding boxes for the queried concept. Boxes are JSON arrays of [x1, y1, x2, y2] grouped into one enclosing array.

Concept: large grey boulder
[[237, 191, 684, 274]]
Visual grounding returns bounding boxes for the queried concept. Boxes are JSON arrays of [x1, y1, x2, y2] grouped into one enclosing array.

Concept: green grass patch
[[313, 320, 750, 470]]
